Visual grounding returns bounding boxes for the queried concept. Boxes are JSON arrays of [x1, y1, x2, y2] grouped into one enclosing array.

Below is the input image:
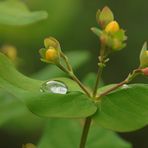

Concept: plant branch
[[93, 42, 106, 98], [96, 69, 141, 100], [56, 63, 91, 97], [60, 52, 73, 72], [79, 117, 92, 148], [71, 73, 91, 97]]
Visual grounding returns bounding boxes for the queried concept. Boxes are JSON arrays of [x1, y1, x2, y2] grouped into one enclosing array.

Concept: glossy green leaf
[[38, 119, 131, 148], [0, 0, 48, 26], [0, 53, 96, 118], [26, 92, 97, 118], [93, 84, 148, 132]]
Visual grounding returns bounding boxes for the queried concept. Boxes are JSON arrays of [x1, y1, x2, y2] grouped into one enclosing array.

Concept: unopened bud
[[97, 6, 114, 28], [45, 47, 59, 62], [141, 67, 148, 76], [44, 37, 61, 51], [105, 21, 120, 33], [140, 42, 148, 68]]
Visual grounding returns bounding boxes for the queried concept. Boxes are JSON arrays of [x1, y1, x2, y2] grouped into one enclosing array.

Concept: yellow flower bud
[[105, 21, 120, 33], [45, 47, 59, 62]]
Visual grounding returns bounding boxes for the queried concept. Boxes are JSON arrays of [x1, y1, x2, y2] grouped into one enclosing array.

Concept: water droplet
[[121, 84, 129, 89], [40, 80, 68, 94]]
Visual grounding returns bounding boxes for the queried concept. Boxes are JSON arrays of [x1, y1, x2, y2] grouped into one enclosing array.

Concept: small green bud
[[97, 6, 114, 28], [44, 37, 61, 51], [140, 42, 148, 68]]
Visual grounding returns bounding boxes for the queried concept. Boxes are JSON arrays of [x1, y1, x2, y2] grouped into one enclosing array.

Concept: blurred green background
[[0, 0, 148, 147]]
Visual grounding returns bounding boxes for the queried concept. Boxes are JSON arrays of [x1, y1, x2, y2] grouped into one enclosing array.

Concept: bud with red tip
[[141, 67, 148, 76], [96, 6, 114, 28]]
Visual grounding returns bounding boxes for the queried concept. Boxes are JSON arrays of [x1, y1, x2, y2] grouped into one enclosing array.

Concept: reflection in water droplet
[[121, 84, 129, 89], [40, 80, 68, 94]]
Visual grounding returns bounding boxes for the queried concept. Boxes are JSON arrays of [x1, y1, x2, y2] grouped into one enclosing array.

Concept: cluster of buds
[[92, 6, 127, 52], [39, 37, 61, 64]]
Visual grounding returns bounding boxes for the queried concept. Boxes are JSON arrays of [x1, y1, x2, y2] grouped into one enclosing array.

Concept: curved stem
[[79, 117, 92, 148], [71, 73, 91, 97], [56, 63, 91, 97], [60, 52, 73, 72]]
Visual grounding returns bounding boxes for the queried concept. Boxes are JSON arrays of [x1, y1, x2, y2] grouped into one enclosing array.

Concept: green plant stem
[[79, 117, 92, 148], [71, 73, 91, 97], [57, 62, 92, 148], [56, 63, 91, 97], [93, 42, 106, 98], [96, 69, 141, 100], [98, 79, 128, 99], [93, 66, 104, 97], [60, 52, 73, 72]]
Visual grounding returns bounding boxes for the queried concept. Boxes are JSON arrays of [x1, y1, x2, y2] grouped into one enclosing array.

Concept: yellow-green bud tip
[[45, 47, 59, 61], [140, 42, 148, 68], [44, 37, 61, 50], [105, 21, 120, 33]]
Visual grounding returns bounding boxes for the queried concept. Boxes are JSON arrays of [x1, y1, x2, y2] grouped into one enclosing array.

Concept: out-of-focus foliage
[[0, 0, 48, 26], [38, 119, 131, 148], [0, 0, 148, 148]]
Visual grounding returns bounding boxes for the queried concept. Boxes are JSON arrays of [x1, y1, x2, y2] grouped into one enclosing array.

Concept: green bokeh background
[[0, 0, 148, 147]]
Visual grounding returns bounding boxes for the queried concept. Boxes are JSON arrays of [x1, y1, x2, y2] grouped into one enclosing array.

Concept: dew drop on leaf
[[40, 80, 68, 94], [121, 84, 129, 89]]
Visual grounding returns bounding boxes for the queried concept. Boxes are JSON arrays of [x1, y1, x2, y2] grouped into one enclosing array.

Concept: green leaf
[[38, 119, 132, 148], [0, 0, 48, 26], [26, 92, 97, 118], [0, 90, 26, 126], [32, 50, 90, 80], [93, 84, 148, 132], [0, 53, 96, 118]]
